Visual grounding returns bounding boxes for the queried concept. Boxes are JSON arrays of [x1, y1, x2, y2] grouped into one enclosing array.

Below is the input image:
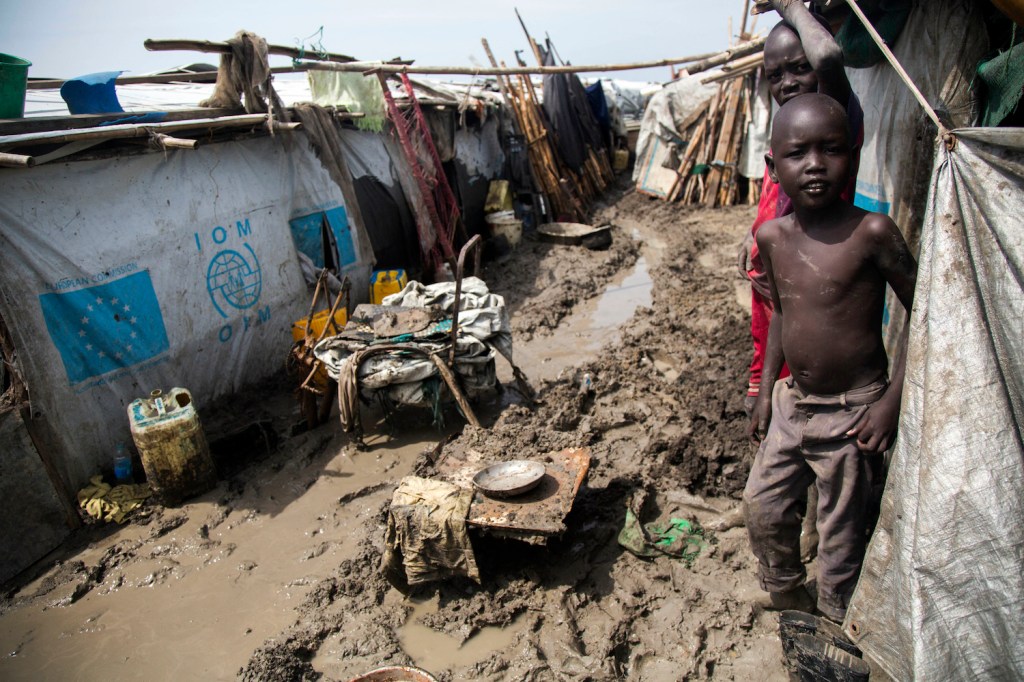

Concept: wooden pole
[[0, 114, 289, 149], [150, 133, 199, 149], [702, 61, 761, 85], [515, 8, 545, 65], [27, 66, 308, 90], [302, 49, 732, 77], [145, 38, 359, 64], [844, 0, 946, 134], [678, 37, 766, 76], [0, 152, 34, 167]]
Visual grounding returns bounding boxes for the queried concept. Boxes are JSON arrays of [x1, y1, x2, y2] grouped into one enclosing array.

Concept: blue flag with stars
[[39, 270, 169, 384]]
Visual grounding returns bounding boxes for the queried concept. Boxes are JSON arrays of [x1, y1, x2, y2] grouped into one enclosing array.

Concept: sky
[[1, 0, 776, 83]]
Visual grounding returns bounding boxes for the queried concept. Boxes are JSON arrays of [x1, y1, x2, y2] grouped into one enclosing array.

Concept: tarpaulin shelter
[[846, 125, 1024, 682], [0, 70, 507, 583], [837, 1, 1024, 678], [843, 0, 988, 350]]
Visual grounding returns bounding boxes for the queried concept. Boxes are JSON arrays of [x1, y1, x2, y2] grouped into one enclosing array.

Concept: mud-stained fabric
[[382, 476, 479, 591], [744, 377, 887, 622], [199, 30, 288, 121], [77, 476, 151, 524], [845, 128, 1024, 681]]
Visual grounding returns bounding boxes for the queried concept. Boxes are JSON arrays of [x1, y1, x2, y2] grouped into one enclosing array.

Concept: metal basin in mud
[[538, 222, 613, 249], [347, 665, 438, 682], [472, 460, 546, 498]]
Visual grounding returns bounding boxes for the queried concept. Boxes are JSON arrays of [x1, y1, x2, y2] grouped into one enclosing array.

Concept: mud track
[[0, 190, 791, 681]]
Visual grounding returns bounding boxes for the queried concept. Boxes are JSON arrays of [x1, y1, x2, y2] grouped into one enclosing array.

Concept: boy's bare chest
[[772, 238, 874, 303]]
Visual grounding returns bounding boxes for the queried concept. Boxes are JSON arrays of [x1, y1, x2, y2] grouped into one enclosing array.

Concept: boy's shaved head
[[768, 93, 853, 210], [771, 93, 850, 150]]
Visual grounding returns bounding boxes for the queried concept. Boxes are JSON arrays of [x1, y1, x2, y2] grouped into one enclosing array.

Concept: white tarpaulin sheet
[[632, 74, 718, 188], [845, 0, 987, 354], [846, 128, 1024, 680], [0, 134, 372, 487]]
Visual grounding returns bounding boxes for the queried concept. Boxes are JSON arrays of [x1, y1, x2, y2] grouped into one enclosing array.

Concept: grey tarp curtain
[[846, 128, 1024, 680]]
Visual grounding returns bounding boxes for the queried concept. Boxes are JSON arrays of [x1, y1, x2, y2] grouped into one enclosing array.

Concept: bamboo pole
[[27, 66, 308, 90], [0, 152, 34, 167], [145, 38, 358, 63], [0, 114, 289, 148], [301, 49, 742, 77]]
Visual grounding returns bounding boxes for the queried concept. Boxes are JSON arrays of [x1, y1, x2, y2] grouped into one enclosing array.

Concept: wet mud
[[0, 189, 791, 681]]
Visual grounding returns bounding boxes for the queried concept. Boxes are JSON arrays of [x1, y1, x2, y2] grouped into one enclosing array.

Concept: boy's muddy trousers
[[743, 376, 887, 621]]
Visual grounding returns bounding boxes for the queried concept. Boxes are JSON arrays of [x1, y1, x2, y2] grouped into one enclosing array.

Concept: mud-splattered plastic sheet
[[846, 128, 1024, 680]]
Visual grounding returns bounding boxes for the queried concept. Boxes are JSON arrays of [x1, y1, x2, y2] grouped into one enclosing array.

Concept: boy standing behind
[[744, 94, 917, 622]]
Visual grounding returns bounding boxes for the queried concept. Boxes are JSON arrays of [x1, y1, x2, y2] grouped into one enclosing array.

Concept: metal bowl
[[472, 460, 546, 498]]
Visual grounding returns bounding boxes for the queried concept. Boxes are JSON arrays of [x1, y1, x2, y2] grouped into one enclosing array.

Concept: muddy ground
[[0, 189, 793, 681]]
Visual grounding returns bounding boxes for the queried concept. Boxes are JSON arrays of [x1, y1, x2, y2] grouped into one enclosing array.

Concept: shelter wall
[[0, 133, 370, 489]]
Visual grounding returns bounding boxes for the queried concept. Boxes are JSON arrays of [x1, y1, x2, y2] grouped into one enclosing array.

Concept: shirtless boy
[[743, 93, 917, 622], [739, 0, 860, 417]]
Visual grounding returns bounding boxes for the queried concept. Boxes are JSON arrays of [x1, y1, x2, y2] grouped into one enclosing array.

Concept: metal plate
[[537, 222, 612, 245], [472, 460, 546, 498]]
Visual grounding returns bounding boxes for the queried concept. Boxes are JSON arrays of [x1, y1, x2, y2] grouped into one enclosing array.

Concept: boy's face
[[768, 98, 851, 211], [764, 27, 819, 106]]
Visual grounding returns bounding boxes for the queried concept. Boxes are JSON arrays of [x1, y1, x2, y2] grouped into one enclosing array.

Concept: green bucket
[[0, 54, 31, 119]]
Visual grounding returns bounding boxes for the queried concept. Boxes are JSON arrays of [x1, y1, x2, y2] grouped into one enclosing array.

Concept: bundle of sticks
[[666, 61, 764, 208], [480, 38, 614, 223]]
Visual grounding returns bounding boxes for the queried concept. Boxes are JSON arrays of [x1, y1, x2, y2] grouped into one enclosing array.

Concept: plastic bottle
[[114, 442, 133, 484]]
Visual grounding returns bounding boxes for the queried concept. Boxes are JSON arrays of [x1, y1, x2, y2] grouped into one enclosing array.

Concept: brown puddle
[[397, 597, 527, 671]]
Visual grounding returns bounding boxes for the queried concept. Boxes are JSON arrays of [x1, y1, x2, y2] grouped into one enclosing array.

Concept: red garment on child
[[747, 170, 790, 397]]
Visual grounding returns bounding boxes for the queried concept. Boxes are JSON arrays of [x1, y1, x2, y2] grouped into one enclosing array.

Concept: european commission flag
[[39, 270, 169, 384]]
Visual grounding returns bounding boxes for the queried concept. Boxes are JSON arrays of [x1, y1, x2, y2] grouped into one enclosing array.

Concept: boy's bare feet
[[755, 584, 816, 613], [800, 524, 819, 562], [713, 503, 746, 531]]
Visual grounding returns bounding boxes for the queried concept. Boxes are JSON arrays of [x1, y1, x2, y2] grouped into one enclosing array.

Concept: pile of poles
[[481, 38, 612, 223], [668, 53, 764, 207]]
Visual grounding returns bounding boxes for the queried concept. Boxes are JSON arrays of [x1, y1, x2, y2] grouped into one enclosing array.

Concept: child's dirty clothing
[[743, 376, 887, 621]]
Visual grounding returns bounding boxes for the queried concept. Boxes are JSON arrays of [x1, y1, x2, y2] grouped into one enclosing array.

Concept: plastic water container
[[128, 388, 216, 505], [113, 442, 133, 484], [291, 307, 348, 342], [485, 211, 523, 253], [370, 269, 408, 304], [0, 54, 31, 119]]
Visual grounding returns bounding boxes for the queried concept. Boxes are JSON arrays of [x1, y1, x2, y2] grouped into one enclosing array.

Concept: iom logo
[[206, 243, 262, 318]]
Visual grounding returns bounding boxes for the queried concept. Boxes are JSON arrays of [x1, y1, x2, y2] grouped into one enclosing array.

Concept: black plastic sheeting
[[352, 175, 420, 270], [540, 40, 606, 173]]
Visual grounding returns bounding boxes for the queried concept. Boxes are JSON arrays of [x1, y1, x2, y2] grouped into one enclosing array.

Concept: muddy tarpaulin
[[0, 133, 373, 488], [845, 128, 1024, 680]]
